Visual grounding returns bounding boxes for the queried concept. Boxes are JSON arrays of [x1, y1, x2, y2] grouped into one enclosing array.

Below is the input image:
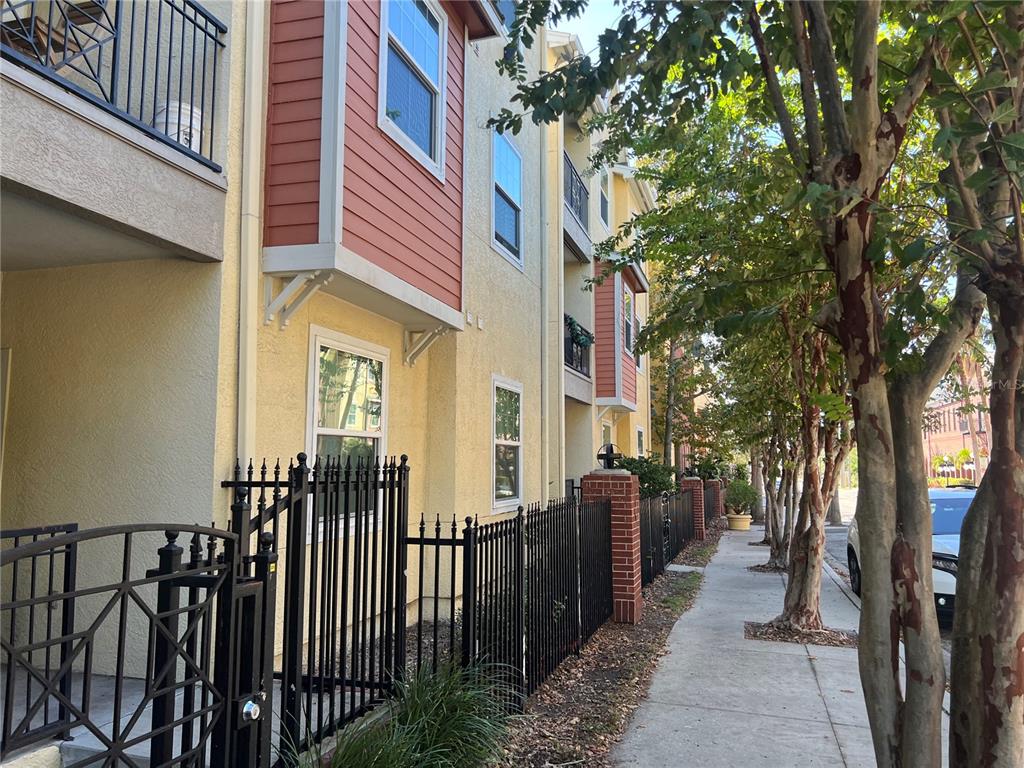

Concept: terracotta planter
[[726, 513, 751, 531]]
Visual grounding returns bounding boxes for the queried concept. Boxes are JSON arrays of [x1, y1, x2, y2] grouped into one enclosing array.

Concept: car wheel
[[848, 548, 862, 597]]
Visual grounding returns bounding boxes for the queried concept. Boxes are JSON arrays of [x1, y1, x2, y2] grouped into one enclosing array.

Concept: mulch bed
[[744, 620, 859, 648], [747, 562, 786, 573], [499, 536, 718, 767]]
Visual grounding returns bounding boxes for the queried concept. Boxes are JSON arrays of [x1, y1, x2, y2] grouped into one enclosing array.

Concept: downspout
[[539, 26, 551, 503], [237, 0, 267, 461]]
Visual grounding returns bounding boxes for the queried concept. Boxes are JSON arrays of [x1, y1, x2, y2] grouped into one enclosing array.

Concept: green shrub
[[616, 455, 676, 498], [724, 478, 758, 515], [285, 663, 514, 768]]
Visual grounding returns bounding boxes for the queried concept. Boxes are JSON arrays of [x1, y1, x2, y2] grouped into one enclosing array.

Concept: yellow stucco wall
[[1, 260, 225, 530]]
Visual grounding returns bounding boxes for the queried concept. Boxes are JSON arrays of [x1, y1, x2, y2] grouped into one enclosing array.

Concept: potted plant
[[724, 478, 757, 531]]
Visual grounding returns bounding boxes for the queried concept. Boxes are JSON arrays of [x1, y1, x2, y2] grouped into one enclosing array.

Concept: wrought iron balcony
[[1, 0, 227, 170], [564, 152, 589, 229], [564, 314, 593, 378]]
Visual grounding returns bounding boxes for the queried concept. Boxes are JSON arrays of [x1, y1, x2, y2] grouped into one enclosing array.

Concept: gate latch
[[241, 696, 263, 722]]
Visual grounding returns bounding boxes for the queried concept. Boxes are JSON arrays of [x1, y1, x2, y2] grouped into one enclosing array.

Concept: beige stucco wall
[[1, 260, 224, 530], [0, 0, 248, 680]]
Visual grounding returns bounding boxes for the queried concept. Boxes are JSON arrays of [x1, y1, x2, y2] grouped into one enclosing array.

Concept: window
[[637, 427, 645, 457], [380, 0, 446, 176], [495, 0, 516, 31], [599, 169, 610, 228], [493, 131, 523, 263], [634, 312, 642, 369], [311, 331, 387, 468], [493, 378, 522, 506], [623, 289, 634, 353], [601, 422, 613, 448]]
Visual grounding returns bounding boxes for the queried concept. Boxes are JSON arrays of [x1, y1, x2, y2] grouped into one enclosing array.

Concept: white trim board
[[319, 0, 348, 245], [492, 373, 524, 513], [263, 243, 464, 329], [376, 0, 449, 183]]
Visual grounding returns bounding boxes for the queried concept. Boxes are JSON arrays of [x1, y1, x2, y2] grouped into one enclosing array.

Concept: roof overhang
[[459, 0, 504, 41]]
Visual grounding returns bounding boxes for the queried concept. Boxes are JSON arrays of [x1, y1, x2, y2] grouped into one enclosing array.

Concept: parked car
[[846, 487, 974, 624]]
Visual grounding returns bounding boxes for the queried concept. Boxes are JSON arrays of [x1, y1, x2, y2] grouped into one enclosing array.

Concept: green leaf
[[965, 167, 997, 192], [899, 238, 927, 267], [865, 237, 889, 263], [969, 70, 1014, 94], [990, 99, 1017, 126], [999, 132, 1024, 151]]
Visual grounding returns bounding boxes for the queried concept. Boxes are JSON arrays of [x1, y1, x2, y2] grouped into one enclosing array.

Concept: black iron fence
[[2, 459, 623, 764], [640, 490, 696, 586], [564, 152, 589, 228], [1, 0, 227, 169], [0, 522, 272, 766], [223, 454, 410, 764], [524, 496, 613, 694]]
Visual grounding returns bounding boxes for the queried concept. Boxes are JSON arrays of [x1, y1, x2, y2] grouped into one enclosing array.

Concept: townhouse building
[[254, 7, 653, 520], [1, 0, 252, 536], [0, 3, 655, 764], [0, 0, 652, 544]]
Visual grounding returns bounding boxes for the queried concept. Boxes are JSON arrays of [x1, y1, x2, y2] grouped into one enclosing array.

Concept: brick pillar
[[681, 477, 705, 540], [706, 479, 724, 517], [582, 470, 642, 624]]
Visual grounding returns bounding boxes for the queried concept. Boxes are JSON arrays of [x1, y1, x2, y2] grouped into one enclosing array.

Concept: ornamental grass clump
[[283, 663, 513, 768]]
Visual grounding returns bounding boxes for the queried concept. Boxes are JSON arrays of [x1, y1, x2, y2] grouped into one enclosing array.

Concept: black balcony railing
[[563, 152, 589, 228], [564, 314, 592, 378], [1, 0, 227, 170]]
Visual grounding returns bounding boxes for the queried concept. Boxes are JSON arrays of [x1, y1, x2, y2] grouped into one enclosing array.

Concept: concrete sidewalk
[[612, 526, 947, 767]]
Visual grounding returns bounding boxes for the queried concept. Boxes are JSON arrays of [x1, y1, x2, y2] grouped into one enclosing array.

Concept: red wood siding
[[594, 262, 617, 399], [341, 1, 464, 311], [264, 0, 324, 247]]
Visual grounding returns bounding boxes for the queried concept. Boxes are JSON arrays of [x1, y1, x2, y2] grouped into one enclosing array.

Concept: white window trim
[[599, 168, 611, 232], [636, 426, 645, 457], [623, 287, 634, 354], [306, 325, 390, 466], [377, 0, 448, 182], [492, 374, 524, 512], [491, 129, 524, 271]]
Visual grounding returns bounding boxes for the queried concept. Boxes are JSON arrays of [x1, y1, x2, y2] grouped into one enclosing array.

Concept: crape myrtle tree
[[929, 4, 1024, 764], [616, 94, 852, 616], [493, 2, 1021, 764]]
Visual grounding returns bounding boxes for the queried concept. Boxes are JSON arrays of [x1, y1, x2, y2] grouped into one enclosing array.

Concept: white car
[[846, 487, 973, 623]]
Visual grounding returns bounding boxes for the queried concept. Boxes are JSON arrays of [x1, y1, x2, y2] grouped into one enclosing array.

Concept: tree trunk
[[826, 493, 842, 525], [663, 337, 677, 466], [889, 382, 949, 768], [751, 447, 765, 523], [950, 292, 1024, 766], [766, 460, 789, 569], [957, 355, 984, 484]]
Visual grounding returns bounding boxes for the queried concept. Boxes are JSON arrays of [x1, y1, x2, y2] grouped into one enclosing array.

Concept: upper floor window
[[379, 0, 447, 178], [495, 0, 516, 31], [600, 169, 610, 228], [624, 288, 634, 353], [637, 427, 645, 457], [493, 130, 523, 265]]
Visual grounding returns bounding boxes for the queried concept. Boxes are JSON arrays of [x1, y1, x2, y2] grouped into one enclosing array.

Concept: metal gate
[[0, 523, 273, 767]]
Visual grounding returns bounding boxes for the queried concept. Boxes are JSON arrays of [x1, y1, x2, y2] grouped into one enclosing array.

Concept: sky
[[553, 0, 622, 60]]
